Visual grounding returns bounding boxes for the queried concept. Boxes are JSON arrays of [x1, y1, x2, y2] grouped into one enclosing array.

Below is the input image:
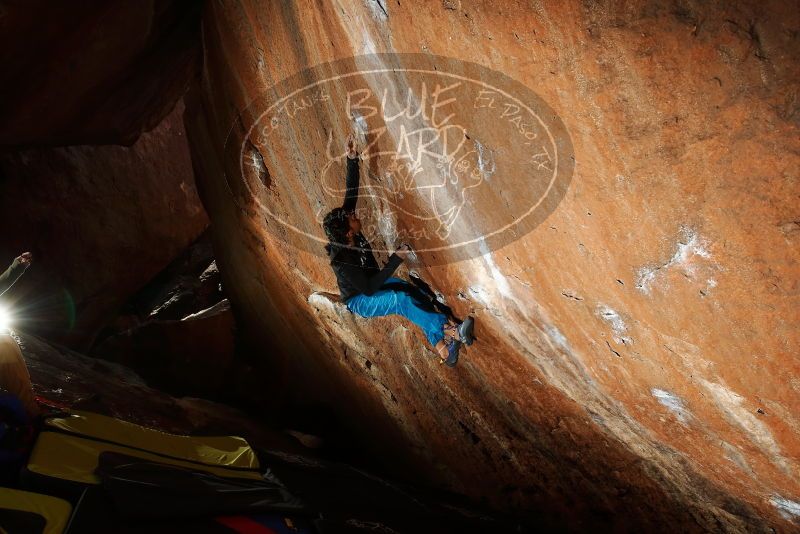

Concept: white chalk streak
[[651, 388, 691, 423]]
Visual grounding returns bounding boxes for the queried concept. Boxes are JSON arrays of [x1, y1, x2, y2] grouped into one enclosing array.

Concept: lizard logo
[[225, 54, 574, 265]]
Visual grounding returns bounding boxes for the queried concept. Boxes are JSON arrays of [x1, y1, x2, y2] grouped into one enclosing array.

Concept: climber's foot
[[458, 316, 475, 346], [444, 317, 475, 346], [441, 337, 461, 368]]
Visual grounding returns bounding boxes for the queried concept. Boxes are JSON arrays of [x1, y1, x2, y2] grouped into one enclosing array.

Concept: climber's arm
[[342, 155, 359, 213], [338, 253, 403, 296], [0, 254, 30, 296]]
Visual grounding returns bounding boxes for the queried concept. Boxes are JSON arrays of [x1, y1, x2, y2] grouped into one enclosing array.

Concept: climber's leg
[[380, 282, 440, 314], [347, 279, 449, 349]]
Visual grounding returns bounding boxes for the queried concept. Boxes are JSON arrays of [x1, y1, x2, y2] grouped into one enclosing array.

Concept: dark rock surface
[[15, 329, 286, 447], [90, 231, 240, 399], [0, 0, 202, 147], [119, 230, 223, 324], [92, 299, 236, 399], [0, 101, 208, 349]]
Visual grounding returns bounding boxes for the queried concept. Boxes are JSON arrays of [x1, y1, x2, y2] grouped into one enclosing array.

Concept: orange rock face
[[185, 1, 799, 530]]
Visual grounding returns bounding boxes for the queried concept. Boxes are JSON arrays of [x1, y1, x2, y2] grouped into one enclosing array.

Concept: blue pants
[[346, 278, 448, 347]]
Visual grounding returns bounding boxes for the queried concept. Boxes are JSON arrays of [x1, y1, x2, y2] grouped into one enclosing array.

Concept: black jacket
[[326, 157, 403, 303]]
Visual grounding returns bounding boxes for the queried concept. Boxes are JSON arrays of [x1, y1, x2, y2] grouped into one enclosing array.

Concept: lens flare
[[0, 304, 11, 332]]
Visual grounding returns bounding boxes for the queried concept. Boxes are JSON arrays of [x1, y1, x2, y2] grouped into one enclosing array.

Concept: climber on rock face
[[323, 135, 474, 367]]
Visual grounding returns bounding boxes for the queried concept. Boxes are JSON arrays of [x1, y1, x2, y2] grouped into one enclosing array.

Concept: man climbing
[[323, 135, 474, 367]]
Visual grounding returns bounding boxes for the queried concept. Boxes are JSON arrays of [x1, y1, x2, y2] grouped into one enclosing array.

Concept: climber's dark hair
[[323, 207, 350, 247]]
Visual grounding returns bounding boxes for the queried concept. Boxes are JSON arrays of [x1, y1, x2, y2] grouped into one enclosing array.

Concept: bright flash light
[[0, 305, 12, 332]]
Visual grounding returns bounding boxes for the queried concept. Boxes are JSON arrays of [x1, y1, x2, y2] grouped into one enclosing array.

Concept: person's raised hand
[[16, 252, 32, 266], [346, 134, 358, 160], [395, 243, 412, 260]]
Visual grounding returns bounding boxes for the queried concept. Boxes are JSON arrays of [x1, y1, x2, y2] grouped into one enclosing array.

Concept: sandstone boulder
[[185, 1, 800, 530]]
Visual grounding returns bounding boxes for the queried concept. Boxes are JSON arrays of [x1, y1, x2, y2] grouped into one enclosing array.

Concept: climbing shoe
[[458, 316, 475, 346], [444, 338, 461, 367]]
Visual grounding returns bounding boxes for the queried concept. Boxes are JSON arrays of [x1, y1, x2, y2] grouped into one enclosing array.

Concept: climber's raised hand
[[346, 134, 358, 160], [395, 243, 412, 260], [16, 252, 32, 266]]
